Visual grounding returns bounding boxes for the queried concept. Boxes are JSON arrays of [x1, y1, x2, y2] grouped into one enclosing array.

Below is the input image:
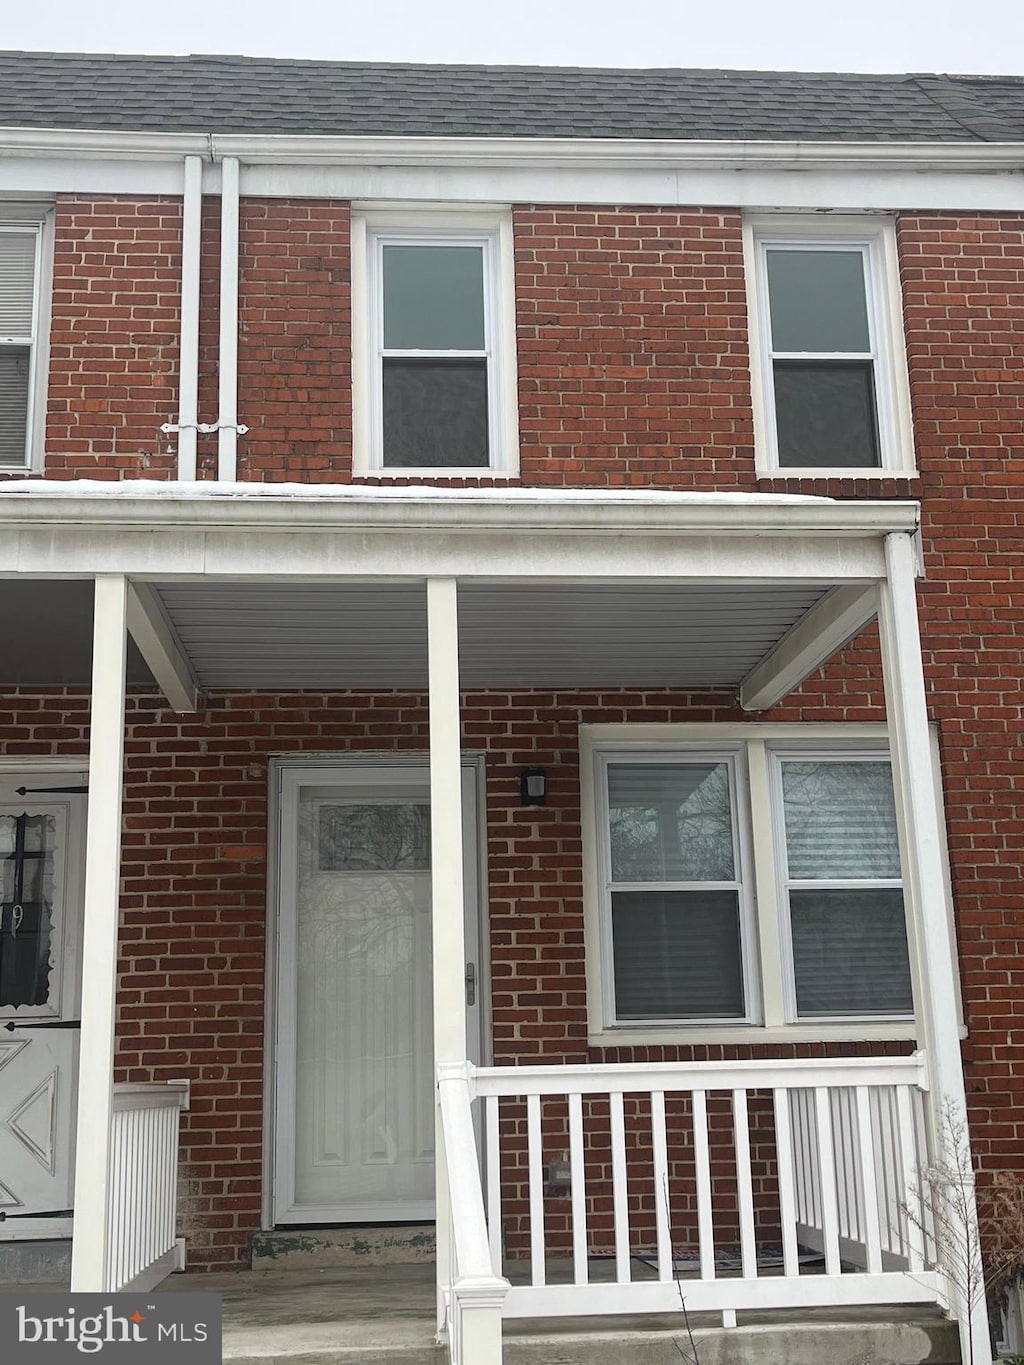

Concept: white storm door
[[274, 761, 481, 1224], [0, 776, 86, 1240]]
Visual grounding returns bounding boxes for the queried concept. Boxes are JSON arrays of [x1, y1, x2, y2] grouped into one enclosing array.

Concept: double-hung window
[[774, 752, 913, 1019], [585, 730, 919, 1041], [602, 754, 753, 1024], [745, 216, 913, 475], [352, 210, 518, 476], [0, 216, 48, 469]]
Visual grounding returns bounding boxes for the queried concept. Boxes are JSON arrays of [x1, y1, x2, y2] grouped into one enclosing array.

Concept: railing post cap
[[452, 1275, 511, 1310]]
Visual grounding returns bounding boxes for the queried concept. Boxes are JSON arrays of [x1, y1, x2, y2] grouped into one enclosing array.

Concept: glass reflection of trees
[[297, 802, 432, 982], [608, 763, 734, 884]]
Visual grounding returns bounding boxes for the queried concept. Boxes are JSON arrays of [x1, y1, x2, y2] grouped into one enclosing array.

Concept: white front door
[[0, 772, 86, 1241], [273, 759, 482, 1224]]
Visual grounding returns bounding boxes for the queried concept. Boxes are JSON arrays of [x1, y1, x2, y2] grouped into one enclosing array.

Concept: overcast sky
[[6, 0, 1024, 74]]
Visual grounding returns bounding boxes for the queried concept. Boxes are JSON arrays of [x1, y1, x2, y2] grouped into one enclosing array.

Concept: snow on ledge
[[0, 479, 832, 505]]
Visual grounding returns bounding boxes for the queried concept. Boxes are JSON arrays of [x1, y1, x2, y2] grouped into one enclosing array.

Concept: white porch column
[[427, 577, 468, 1337], [878, 533, 991, 1365], [70, 575, 128, 1292]]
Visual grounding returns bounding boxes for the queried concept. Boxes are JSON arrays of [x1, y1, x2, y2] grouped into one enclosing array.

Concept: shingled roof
[[1, 51, 1023, 142]]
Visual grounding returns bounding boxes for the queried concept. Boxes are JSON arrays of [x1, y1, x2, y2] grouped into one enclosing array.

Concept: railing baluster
[[854, 1085, 883, 1274], [568, 1091, 588, 1286], [813, 1087, 842, 1277], [485, 1094, 502, 1275], [772, 1087, 799, 1278], [692, 1088, 715, 1281], [896, 1085, 926, 1272], [610, 1091, 630, 1284], [650, 1090, 672, 1283], [733, 1088, 756, 1280], [527, 1093, 546, 1287]]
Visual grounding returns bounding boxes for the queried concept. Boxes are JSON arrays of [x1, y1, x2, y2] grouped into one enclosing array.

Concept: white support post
[[877, 532, 991, 1365], [427, 577, 467, 1336], [70, 575, 128, 1293], [217, 155, 240, 481], [176, 154, 202, 481]]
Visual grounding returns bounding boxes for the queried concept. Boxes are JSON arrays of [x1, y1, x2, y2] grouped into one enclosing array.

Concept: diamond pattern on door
[[0, 1038, 29, 1074], [0, 1177, 22, 1208], [5, 1068, 58, 1174]]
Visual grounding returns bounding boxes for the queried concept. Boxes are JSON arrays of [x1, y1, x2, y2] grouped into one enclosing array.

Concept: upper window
[[0, 219, 47, 469], [585, 730, 917, 1041], [352, 211, 518, 476], [745, 217, 913, 476]]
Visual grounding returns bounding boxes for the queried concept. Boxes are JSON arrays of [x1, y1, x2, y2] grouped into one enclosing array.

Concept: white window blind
[[779, 758, 913, 1018], [604, 759, 747, 1022], [0, 228, 39, 466]]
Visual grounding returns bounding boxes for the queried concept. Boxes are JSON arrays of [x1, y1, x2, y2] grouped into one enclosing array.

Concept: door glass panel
[[293, 788, 434, 1209], [0, 814, 56, 1008]]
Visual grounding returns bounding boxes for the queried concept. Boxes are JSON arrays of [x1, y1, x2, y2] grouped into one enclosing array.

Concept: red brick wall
[[37, 197, 183, 481], [0, 667, 897, 1269]]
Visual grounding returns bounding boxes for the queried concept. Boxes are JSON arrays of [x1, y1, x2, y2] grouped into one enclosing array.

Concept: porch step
[[250, 1225, 435, 1270], [184, 1266, 962, 1365], [0, 1239, 71, 1284]]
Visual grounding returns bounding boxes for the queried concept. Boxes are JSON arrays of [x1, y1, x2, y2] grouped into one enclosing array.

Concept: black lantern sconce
[[520, 768, 547, 806]]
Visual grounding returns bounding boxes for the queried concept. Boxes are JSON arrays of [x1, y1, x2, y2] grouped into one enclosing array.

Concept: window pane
[[773, 359, 880, 468], [790, 888, 912, 1016], [607, 762, 734, 882], [0, 814, 55, 1008], [782, 760, 901, 879], [766, 248, 871, 353], [0, 347, 30, 465], [0, 232, 37, 336], [382, 357, 489, 468], [318, 804, 430, 872], [611, 890, 744, 1019], [383, 244, 485, 351]]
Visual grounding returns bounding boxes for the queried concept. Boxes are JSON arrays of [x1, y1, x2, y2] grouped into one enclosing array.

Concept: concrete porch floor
[[3, 1263, 962, 1363]]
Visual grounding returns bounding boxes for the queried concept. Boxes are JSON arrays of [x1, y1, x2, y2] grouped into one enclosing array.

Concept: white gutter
[[0, 125, 1021, 175], [0, 486, 921, 536], [217, 156, 242, 480], [175, 155, 203, 480]]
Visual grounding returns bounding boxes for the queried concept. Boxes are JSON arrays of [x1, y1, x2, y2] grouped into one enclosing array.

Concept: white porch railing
[[437, 1067, 510, 1365], [106, 1080, 189, 1292], [439, 1054, 947, 1362]]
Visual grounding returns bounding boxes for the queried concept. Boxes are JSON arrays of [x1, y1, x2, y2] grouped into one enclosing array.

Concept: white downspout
[[217, 155, 240, 481], [176, 155, 202, 480]]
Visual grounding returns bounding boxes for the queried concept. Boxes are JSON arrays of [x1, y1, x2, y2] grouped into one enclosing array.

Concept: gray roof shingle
[[0, 51, 1022, 142]]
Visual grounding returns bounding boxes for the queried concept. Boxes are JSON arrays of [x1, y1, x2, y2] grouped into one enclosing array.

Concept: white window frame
[[743, 214, 914, 478], [581, 722, 935, 1047], [594, 746, 760, 1029], [351, 206, 519, 478], [0, 207, 54, 472], [768, 746, 912, 1026]]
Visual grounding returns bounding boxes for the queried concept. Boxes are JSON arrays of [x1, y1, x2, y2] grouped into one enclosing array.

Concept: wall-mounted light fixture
[[520, 768, 547, 806]]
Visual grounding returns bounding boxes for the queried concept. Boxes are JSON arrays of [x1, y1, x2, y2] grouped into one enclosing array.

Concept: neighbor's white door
[[273, 761, 481, 1224], [0, 774, 86, 1241]]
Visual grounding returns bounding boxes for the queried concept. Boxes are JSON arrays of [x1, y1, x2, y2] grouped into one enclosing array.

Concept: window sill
[[353, 469, 520, 481], [755, 467, 918, 480], [588, 1021, 919, 1048]]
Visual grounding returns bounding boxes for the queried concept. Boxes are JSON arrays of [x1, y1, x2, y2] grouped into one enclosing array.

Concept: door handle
[[465, 962, 476, 1007]]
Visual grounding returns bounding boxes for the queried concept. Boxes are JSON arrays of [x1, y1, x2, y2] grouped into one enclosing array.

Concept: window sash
[[771, 750, 913, 1022], [369, 229, 498, 472], [597, 750, 757, 1026], [0, 224, 41, 468]]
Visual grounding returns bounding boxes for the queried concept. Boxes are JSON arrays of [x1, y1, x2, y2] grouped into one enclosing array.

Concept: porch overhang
[[0, 483, 919, 710]]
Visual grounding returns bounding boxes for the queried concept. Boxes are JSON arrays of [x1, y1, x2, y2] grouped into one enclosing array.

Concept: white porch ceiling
[[154, 581, 832, 690]]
